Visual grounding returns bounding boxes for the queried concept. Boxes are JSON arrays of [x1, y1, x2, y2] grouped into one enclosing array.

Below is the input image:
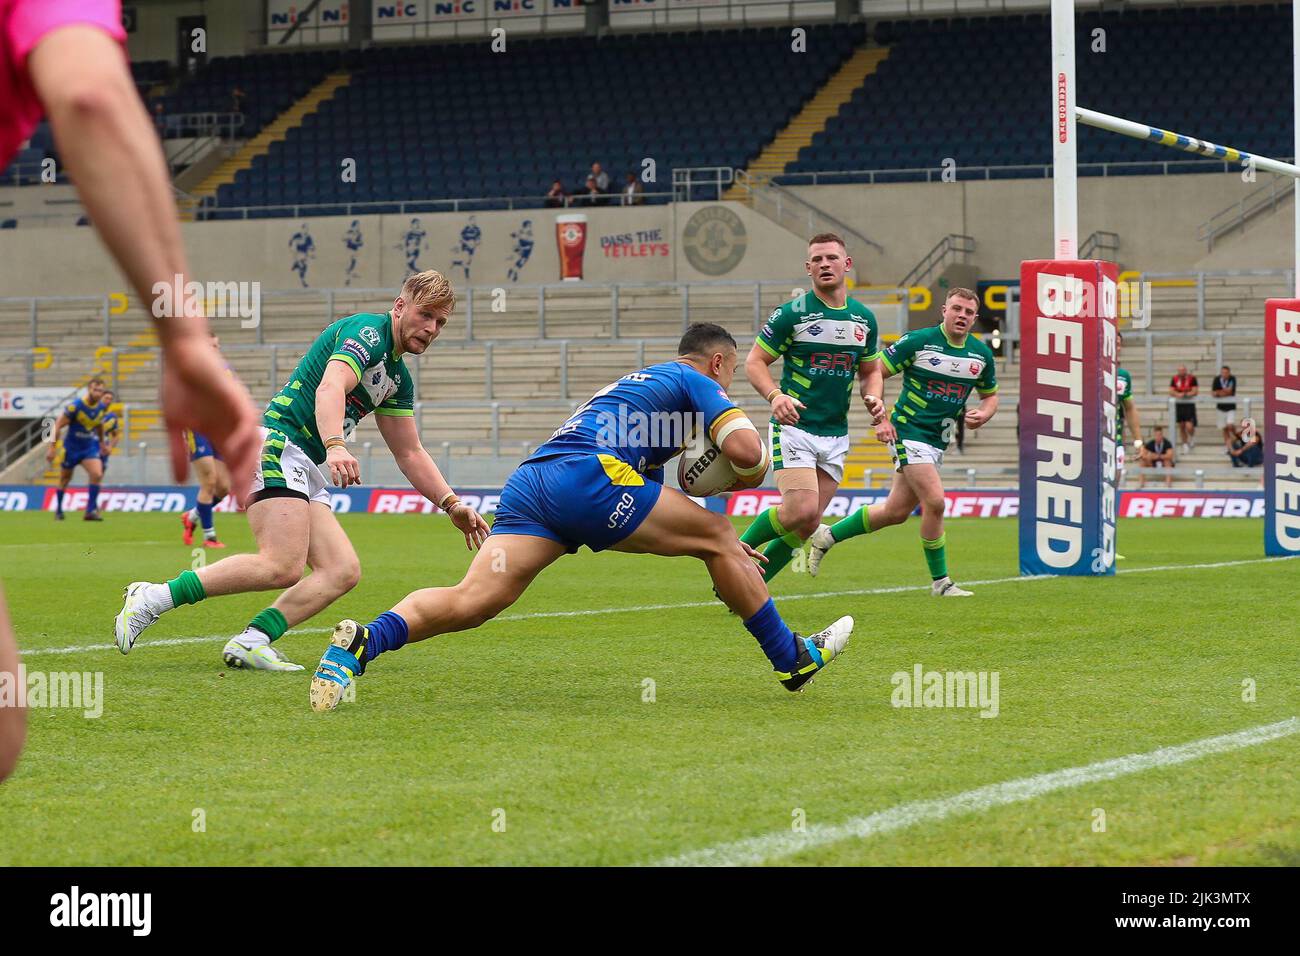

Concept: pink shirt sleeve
[[0, 0, 128, 171]]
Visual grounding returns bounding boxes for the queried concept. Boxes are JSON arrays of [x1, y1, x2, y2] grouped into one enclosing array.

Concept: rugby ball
[[677, 438, 765, 497]]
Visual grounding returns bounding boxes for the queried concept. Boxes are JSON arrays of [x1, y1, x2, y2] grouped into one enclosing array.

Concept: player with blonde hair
[[115, 271, 490, 671]]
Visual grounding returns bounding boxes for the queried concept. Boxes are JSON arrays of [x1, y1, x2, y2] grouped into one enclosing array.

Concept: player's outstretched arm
[[0, 586, 25, 783], [28, 26, 260, 500], [375, 413, 489, 549], [315, 360, 363, 486]]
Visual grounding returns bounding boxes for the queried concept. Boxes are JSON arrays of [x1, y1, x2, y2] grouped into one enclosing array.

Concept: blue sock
[[365, 611, 409, 661], [86, 485, 100, 513], [742, 598, 799, 672], [196, 500, 215, 532], [55, 489, 64, 514]]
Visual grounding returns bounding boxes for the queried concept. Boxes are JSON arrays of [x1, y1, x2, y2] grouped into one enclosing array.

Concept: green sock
[[921, 534, 948, 580], [247, 607, 289, 643], [829, 506, 872, 542], [760, 531, 804, 583], [166, 569, 206, 607], [740, 507, 787, 549]]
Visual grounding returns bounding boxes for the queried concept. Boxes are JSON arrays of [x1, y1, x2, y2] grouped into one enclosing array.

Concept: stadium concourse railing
[[173, 156, 1279, 219], [194, 190, 679, 220], [770, 157, 1283, 186], [1, 280, 920, 350]]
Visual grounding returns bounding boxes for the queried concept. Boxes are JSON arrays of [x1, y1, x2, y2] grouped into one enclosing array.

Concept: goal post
[[1022, 0, 1300, 572]]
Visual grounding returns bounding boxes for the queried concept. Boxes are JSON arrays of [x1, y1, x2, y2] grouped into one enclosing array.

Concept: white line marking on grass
[[18, 555, 1295, 657], [653, 717, 1300, 867]]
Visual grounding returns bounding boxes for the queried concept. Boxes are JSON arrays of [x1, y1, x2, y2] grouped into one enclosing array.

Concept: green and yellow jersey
[[263, 311, 415, 464], [755, 291, 880, 437], [1116, 367, 1133, 440], [881, 324, 998, 448]]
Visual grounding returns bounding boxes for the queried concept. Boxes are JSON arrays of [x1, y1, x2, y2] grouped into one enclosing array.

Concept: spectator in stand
[[622, 171, 644, 206], [1139, 425, 1176, 488], [1211, 364, 1237, 447], [544, 178, 567, 208], [580, 174, 601, 206], [590, 161, 609, 197], [1169, 365, 1199, 454], [229, 85, 246, 116], [1228, 419, 1264, 468], [152, 100, 165, 136]]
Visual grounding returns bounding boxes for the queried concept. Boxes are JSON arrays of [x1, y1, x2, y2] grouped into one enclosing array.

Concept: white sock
[[203, 528, 217, 541], [188, 507, 199, 523], [144, 582, 175, 611]]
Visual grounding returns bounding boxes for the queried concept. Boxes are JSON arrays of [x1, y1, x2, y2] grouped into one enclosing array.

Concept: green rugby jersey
[[881, 324, 998, 447], [1116, 367, 1133, 440], [755, 291, 880, 437], [263, 311, 415, 464]]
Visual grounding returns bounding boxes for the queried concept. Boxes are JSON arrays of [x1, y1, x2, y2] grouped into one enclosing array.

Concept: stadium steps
[[726, 45, 889, 198], [842, 438, 896, 488], [186, 71, 353, 212]]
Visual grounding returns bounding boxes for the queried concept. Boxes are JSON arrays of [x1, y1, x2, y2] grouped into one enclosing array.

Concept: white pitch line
[[653, 717, 1300, 867], [17, 554, 1294, 658]]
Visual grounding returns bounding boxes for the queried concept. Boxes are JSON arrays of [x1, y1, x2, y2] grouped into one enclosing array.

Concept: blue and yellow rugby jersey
[[62, 395, 107, 448], [529, 361, 748, 475]]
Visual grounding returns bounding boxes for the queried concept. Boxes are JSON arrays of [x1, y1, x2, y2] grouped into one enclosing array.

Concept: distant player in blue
[[289, 223, 315, 287], [46, 377, 108, 521], [343, 220, 363, 286], [97, 388, 120, 476], [309, 323, 854, 712], [181, 332, 232, 548], [402, 218, 425, 275], [507, 219, 534, 282], [450, 215, 480, 281]]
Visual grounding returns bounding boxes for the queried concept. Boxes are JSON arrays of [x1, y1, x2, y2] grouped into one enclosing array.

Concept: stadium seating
[[792, 3, 1294, 178], [206, 26, 864, 215], [158, 49, 346, 141]]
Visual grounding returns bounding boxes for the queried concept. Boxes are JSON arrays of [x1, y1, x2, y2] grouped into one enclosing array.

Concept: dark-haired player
[[808, 288, 999, 595], [308, 322, 854, 712]]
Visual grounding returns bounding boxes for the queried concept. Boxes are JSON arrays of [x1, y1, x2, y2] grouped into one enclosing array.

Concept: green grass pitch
[[0, 511, 1295, 866]]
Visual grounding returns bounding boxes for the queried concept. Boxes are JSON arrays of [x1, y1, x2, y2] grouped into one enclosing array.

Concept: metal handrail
[[672, 167, 734, 201], [1196, 175, 1295, 249], [899, 234, 975, 289], [732, 168, 883, 257], [771, 157, 1269, 187], [0, 383, 79, 473], [196, 191, 678, 218], [1080, 230, 1120, 259]]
